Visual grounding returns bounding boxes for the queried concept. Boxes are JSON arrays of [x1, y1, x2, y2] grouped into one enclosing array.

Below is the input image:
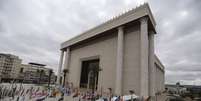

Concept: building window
[[20, 68, 24, 73]]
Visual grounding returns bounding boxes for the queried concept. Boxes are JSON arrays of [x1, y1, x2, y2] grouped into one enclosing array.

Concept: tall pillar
[[140, 17, 149, 96], [63, 48, 70, 84], [115, 26, 124, 95], [149, 31, 156, 99], [57, 50, 64, 85]]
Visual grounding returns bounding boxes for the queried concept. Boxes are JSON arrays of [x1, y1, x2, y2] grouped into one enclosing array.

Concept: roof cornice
[[61, 3, 156, 49], [154, 55, 165, 71]]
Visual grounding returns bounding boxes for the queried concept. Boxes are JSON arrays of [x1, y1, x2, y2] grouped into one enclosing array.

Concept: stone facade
[[20, 63, 56, 84], [0, 53, 22, 81], [58, 3, 165, 97]]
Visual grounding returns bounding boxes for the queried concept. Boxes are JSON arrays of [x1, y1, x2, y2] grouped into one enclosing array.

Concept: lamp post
[[63, 69, 69, 87], [48, 69, 53, 88]]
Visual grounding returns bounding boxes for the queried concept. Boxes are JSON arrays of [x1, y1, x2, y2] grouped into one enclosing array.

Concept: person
[[72, 87, 79, 98], [101, 88, 113, 101], [31, 87, 40, 99], [58, 92, 64, 101], [64, 82, 71, 96], [11, 82, 17, 100], [129, 90, 138, 101], [48, 88, 53, 97], [52, 88, 57, 97], [18, 88, 25, 101], [16, 85, 24, 101], [3, 87, 8, 98], [29, 86, 34, 99], [144, 96, 151, 101], [94, 90, 101, 100], [35, 90, 48, 101], [107, 88, 113, 101]]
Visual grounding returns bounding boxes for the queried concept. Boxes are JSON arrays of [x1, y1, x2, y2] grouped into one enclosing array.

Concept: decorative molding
[[61, 3, 156, 49]]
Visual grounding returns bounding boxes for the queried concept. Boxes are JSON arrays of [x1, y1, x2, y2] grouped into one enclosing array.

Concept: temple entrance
[[80, 59, 99, 90]]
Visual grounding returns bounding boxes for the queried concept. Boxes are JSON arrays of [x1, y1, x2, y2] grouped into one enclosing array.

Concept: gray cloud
[[0, 0, 140, 74], [150, 0, 201, 85], [0, 0, 201, 85]]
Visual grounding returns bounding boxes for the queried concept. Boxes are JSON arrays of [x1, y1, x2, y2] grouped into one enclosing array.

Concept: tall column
[[63, 48, 70, 84], [57, 50, 64, 85], [149, 31, 156, 99], [115, 26, 124, 95], [140, 17, 149, 96]]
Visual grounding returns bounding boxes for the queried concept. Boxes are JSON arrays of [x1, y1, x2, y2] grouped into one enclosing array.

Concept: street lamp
[[63, 69, 69, 87], [48, 69, 53, 88]]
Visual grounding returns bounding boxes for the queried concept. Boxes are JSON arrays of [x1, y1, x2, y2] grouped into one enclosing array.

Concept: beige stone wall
[[67, 23, 164, 96], [68, 24, 142, 95], [69, 32, 118, 91], [155, 63, 165, 93]]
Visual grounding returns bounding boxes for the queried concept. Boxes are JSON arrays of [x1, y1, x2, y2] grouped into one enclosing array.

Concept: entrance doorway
[[80, 59, 99, 90]]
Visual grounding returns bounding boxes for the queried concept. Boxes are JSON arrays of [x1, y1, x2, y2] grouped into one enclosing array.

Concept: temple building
[[58, 3, 165, 97]]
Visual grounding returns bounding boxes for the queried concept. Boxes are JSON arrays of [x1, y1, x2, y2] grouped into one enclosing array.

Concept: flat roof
[[29, 62, 46, 66], [61, 3, 156, 49]]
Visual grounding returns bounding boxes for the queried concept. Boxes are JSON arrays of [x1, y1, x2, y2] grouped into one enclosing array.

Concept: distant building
[[166, 84, 201, 95], [20, 63, 56, 84], [0, 53, 56, 84], [0, 53, 22, 82]]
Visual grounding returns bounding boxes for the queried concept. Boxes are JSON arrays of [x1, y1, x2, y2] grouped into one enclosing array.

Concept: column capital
[[64, 48, 70, 70], [140, 17, 149, 24], [149, 30, 155, 35], [60, 50, 65, 55], [118, 26, 124, 30], [65, 47, 70, 52]]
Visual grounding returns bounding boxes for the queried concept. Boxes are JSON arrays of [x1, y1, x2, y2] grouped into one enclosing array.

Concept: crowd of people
[[58, 82, 151, 101], [0, 82, 154, 101]]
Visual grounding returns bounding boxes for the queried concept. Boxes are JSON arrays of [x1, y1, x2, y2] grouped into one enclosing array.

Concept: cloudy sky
[[0, 0, 201, 85]]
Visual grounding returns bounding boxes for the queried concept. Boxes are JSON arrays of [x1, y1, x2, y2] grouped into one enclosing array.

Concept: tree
[[39, 69, 44, 84], [176, 82, 180, 86], [36, 69, 40, 84]]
